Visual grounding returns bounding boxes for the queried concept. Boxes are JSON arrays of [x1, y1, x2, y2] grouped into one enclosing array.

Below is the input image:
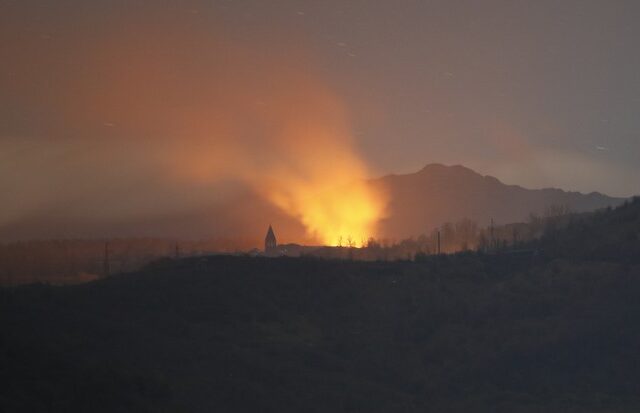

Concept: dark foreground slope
[[2, 200, 640, 413]]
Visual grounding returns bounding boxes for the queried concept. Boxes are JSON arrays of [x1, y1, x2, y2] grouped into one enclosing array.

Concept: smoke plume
[[0, 4, 386, 245]]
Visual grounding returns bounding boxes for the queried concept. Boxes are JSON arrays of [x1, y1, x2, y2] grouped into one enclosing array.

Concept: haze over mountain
[[0, 163, 624, 246], [373, 163, 625, 240]]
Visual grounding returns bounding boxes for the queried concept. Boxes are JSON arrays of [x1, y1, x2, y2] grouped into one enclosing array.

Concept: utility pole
[[175, 242, 180, 259], [490, 218, 495, 252], [437, 230, 441, 255], [103, 241, 110, 277]]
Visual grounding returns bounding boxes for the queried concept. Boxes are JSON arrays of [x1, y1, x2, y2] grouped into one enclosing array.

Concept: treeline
[[0, 237, 256, 286], [318, 204, 579, 261], [531, 197, 640, 262], [0, 203, 611, 285]]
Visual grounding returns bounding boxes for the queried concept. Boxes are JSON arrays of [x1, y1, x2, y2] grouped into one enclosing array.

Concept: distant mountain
[[371, 163, 625, 239]]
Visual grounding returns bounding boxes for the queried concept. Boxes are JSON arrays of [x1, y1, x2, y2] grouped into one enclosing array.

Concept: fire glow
[[264, 149, 385, 247], [0, 11, 387, 245]]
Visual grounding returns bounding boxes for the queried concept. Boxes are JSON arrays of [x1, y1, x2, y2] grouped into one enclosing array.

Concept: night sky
[[220, 0, 640, 196], [1, 0, 639, 241]]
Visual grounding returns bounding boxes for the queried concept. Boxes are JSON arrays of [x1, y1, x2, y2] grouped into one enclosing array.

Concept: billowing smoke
[[0, 4, 386, 245]]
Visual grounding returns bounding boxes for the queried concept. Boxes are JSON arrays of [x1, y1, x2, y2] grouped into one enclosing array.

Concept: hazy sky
[[219, 0, 640, 197], [4, 0, 639, 197], [1, 0, 639, 241], [218, 0, 640, 196]]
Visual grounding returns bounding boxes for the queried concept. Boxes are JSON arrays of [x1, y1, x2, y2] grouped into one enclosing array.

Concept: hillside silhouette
[[2, 198, 640, 412], [531, 198, 640, 262], [373, 164, 624, 239]]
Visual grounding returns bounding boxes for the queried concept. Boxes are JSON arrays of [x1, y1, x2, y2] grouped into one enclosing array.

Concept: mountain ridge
[[381, 163, 615, 197], [371, 163, 625, 239]]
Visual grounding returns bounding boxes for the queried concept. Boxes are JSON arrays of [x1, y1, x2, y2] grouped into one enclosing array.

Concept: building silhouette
[[265, 225, 277, 254]]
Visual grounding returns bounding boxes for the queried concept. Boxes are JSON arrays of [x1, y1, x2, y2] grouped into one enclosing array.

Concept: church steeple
[[265, 224, 277, 253]]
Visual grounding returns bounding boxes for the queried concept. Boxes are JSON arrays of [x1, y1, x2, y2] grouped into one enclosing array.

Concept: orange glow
[[264, 149, 385, 247], [294, 182, 384, 247], [249, 114, 386, 246]]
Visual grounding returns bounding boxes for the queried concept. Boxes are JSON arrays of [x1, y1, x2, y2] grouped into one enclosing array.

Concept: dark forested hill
[[2, 199, 640, 412], [372, 164, 625, 239], [533, 197, 640, 262]]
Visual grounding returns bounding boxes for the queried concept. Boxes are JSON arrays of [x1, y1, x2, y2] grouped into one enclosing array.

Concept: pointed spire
[[265, 224, 277, 252]]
